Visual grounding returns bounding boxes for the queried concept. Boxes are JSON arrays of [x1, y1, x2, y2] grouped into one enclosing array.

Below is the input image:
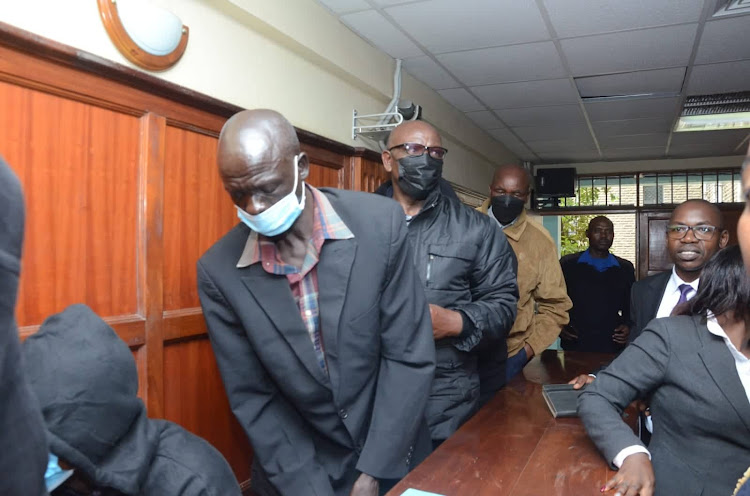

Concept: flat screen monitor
[[536, 168, 576, 197]]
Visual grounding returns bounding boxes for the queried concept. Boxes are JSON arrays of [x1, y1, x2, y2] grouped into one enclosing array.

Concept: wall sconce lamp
[[98, 0, 189, 71]]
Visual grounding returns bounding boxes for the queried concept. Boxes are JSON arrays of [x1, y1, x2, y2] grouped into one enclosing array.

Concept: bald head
[[386, 121, 441, 149], [217, 109, 307, 216], [218, 109, 300, 178]]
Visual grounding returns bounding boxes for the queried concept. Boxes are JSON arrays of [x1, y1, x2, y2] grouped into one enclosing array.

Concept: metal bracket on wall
[[352, 109, 403, 141]]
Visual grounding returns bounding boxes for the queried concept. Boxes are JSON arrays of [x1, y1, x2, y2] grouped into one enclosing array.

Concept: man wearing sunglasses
[[377, 121, 519, 447]]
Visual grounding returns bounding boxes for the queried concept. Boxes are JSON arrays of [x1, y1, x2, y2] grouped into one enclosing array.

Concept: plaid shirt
[[236, 185, 354, 373]]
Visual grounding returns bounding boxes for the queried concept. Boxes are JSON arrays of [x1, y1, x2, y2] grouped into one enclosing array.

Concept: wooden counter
[[387, 350, 633, 496]]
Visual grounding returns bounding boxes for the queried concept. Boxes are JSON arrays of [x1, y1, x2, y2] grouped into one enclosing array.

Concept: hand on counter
[[602, 452, 654, 496], [568, 373, 595, 390]]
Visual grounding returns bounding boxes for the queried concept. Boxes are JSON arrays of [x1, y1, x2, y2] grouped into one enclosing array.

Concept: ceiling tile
[[340, 10, 424, 58], [585, 96, 681, 121], [560, 24, 698, 76], [402, 56, 461, 90], [385, 0, 549, 54], [465, 110, 505, 130], [472, 79, 579, 109], [537, 150, 601, 162], [687, 60, 750, 95], [694, 16, 750, 65], [543, 0, 703, 38], [512, 124, 592, 142], [598, 133, 669, 148], [525, 138, 597, 153], [437, 88, 485, 111], [437, 42, 565, 86], [602, 146, 666, 160], [593, 118, 673, 137], [486, 129, 538, 158], [575, 67, 686, 98], [495, 105, 585, 127], [316, 0, 371, 14]]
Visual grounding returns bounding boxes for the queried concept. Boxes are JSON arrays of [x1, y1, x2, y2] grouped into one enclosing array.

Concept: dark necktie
[[671, 283, 694, 315]]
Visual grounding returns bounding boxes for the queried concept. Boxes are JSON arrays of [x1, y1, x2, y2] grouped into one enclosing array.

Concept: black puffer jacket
[[376, 186, 518, 441], [23, 304, 242, 496]]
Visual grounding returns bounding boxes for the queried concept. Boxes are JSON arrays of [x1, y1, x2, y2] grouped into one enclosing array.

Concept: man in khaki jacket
[[477, 164, 571, 402]]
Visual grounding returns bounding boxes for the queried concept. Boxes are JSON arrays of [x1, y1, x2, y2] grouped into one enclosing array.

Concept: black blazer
[[628, 271, 670, 344], [580, 316, 750, 496], [0, 159, 48, 496], [197, 189, 436, 496]]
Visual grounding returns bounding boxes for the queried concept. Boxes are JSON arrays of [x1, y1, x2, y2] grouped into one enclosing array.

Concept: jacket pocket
[[426, 243, 477, 291]]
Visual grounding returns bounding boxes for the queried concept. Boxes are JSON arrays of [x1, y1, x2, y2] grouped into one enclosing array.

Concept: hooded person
[[0, 157, 49, 495], [22, 304, 241, 496]]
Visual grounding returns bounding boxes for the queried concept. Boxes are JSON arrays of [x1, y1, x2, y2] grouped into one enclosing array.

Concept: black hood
[[23, 304, 159, 494], [0, 158, 24, 334]]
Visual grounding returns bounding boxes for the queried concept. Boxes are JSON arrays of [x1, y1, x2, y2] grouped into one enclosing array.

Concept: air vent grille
[[682, 92, 750, 116]]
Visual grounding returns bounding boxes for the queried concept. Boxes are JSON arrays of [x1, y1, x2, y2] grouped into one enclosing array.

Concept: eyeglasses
[[388, 142, 448, 160], [666, 224, 719, 240]]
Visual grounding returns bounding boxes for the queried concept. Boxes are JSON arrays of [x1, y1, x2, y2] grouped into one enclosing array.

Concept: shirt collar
[[487, 206, 527, 241], [236, 185, 353, 268], [706, 314, 749, 363], [578, 248, 620, 271], [665, 266, 699, 295]]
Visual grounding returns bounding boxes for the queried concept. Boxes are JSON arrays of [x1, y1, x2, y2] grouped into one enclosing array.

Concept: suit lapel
[[317, 238, 357, 398], [697, 320, 750, 435], [241, 265, 330, 388], [645, 272, 670, 321]]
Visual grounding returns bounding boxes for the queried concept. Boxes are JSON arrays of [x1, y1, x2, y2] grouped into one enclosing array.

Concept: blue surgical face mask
[[236, 153, 306, 237], [45, 453, 74, 491]]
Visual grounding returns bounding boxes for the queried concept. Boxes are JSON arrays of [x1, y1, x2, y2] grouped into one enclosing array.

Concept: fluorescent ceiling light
[[713, 0, 750, 17], [675, 112, 750, 132]]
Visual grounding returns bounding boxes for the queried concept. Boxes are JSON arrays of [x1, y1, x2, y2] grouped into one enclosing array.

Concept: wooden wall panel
[[308, 161, 343, 188], [162, 126, 235, 311], [0, 80, 140, 326], [354, 155, 389, 193], [163, 338, 252, 482]]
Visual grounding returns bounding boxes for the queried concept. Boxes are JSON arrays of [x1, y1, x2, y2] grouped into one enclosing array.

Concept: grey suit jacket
[[579, 315, 750, 496], [628, 271, 670, 344], [197, 188, 436, 496], [0, 158, 48, 495]]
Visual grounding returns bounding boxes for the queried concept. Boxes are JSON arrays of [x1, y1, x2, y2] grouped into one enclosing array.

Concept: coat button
[[339, 408, 348, 419]]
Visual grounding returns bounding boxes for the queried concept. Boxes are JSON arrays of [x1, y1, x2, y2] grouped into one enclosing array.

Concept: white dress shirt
[[655, 267, 699, 319]]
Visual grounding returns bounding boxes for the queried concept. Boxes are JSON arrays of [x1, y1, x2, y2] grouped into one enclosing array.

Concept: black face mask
[[396, 154, 443, 201], [491, 194, 525, 225]]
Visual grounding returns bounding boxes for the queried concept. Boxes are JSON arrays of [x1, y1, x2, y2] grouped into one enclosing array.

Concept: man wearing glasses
[[377, 121, 519, 446], [629, 199, 729, 344]]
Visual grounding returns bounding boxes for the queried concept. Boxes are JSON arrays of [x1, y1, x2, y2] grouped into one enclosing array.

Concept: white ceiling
[[315, 0, 750, 164]]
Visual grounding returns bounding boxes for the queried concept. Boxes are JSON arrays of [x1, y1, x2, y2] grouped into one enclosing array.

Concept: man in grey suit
[[197, 110, 436, 496], [0, 157, 49, 496]]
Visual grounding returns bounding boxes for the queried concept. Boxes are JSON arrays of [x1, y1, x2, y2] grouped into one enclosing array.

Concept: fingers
[[568, 374, 593, 389]]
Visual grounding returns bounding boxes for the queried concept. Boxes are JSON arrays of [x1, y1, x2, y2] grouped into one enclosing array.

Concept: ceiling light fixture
[[713, 0, 750, 17], [675, 92, 750, 132]]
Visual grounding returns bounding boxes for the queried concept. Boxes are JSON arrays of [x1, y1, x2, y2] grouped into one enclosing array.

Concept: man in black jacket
[[377, 121, 518, 445], [0, 157, 49, 496], [23, 304, 241, 496]]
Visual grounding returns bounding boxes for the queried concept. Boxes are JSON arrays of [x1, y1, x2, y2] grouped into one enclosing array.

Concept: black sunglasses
[[388, 142, 448, 160]]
